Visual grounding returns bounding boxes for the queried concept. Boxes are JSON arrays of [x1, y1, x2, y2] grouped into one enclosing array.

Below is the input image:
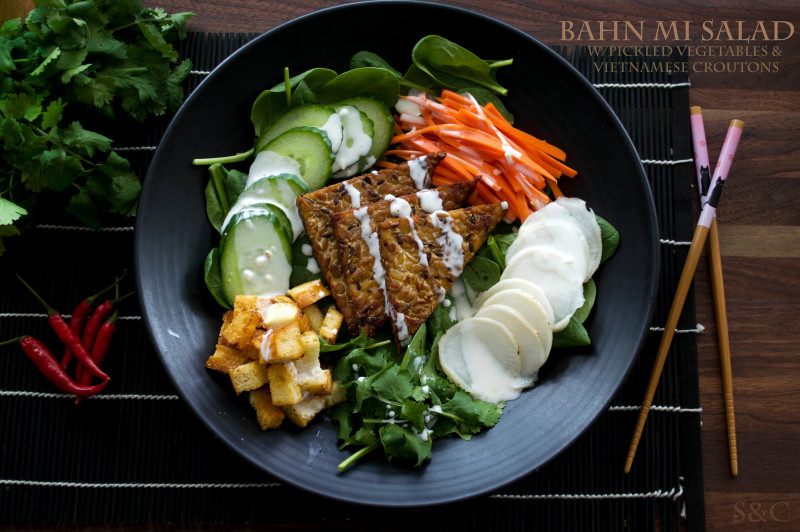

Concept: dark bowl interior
[[135, 1, 659, 507]]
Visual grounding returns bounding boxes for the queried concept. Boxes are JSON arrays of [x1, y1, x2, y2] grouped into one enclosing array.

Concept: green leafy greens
[[330, 305, 502, 470], [0, 0, 193, 255]]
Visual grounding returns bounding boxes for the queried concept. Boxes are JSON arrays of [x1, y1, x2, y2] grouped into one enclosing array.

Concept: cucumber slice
[[221, 173, 307, 241], [220, 211, 292, 301], [246, 150, 302, 188], [331, 104, 374, 178], [262, 127, 334, 191], [337, 96, 394, 173], [256, 104, 343, 153], [244, 202, 293, 244]]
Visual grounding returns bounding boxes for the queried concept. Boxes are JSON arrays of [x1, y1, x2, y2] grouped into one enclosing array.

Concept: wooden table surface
[[3, 1, 798, 530]]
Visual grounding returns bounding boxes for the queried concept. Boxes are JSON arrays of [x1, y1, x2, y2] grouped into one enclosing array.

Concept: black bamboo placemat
[[0, 34, 704, 530]]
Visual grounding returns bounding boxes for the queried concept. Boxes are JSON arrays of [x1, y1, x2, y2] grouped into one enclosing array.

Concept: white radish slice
[[473, 278, 555, 326], [502, 246, 584, 332], [506, 219, 591, 281], [438, 317, 528, 403], [479, 289, 553, 355], [474, 304, 546, 380], [555, 196, 603, 277]]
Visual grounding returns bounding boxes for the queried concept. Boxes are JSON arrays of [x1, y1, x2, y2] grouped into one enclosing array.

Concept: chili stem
[[16, 274, 57, 316]]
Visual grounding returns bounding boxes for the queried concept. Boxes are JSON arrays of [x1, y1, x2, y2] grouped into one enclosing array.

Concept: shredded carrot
[[386, 91, 575, 220]]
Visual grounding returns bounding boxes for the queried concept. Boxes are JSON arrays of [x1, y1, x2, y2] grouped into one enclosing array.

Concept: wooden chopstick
[[689, 106, 738, 476], [625, 118, 744, 474]]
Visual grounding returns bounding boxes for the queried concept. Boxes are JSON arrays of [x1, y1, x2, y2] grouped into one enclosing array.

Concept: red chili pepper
[[0, 336, 108, 397], [74, 291, 132, 383], [75, 310, 118, 405], [16, 274, 110, 382], [61, 272, 127, 369]]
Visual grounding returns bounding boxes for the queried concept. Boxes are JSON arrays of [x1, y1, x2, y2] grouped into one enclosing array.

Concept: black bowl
[[135, 0, 658, 507]]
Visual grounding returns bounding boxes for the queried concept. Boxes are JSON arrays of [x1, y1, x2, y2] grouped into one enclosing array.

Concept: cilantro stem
[[337, 441, 379, 472], [192, 148, 254, 166]]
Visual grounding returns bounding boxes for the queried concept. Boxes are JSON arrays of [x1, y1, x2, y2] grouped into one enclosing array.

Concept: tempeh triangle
[[378, 202, 506, 347], [331, 178, 480, 337], [295, 152, 445, 327]]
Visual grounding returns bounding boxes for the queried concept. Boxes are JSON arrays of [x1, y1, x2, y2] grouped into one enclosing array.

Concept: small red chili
[[74, 291, 132, 383], [16, 274, 110, 382], [0, 336, 108, 397], [61, 272, 127, 369], [75, 310, 118, 405]]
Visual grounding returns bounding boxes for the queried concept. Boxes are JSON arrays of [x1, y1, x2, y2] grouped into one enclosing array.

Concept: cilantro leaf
[[379, 424, 431, 467], [0, 197, 28, 225]]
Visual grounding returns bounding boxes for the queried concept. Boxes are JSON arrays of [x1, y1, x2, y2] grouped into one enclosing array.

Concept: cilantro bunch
[[328, 303, 503, 470], [0, 0, 194, 255]]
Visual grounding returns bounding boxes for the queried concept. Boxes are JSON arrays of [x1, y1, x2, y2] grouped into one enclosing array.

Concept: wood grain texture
[[3, 0, 797, 529]]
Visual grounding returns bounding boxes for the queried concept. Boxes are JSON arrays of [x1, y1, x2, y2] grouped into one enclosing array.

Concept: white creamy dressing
[[407, 157, 430, 189], [306, 257, 320, 273], [429, 210, 465, 276], [448, 277, 474, 321], [353, 206, 387, 298], [407, 218, 428, 267], [259, 329, 276, 363], [320, 112, 344, 153], [238, 220, 291, 297], [332, 105, 372, 173], [389, 197, 412, 218], [343, 181, 361, 208], [416, 189, 444, 213], [245, 150, 301, 188]]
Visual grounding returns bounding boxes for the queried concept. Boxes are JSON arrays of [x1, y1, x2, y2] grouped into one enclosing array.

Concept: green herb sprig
[[0, 0, 194, 255]]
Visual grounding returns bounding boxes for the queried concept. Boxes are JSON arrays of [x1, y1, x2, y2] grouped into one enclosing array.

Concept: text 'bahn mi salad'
[[194, 36, 620, 470]]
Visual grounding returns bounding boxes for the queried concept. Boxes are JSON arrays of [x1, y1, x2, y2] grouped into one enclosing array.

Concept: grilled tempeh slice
[[378, 202, 506, 348], [295, 152, 445, 327], [331, 178, 480, 337]]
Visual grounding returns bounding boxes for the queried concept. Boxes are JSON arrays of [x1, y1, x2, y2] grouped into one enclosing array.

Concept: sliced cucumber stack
[[256, 104, 343, 154], [222, 173, 308, 241], [220, 210, 292, 303], [331, 104, 374, 178], [336, 96, 394, 176], [259, 127, 334, 191]]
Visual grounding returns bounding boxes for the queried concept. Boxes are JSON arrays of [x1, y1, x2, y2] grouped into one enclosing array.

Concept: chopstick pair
[[689, 106, 738, 477], [624, 112, 744, 476]]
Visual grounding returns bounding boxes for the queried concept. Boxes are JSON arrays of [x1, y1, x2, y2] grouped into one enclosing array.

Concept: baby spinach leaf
[[573, 279, 596, 324], [290, 233, 322, 287], [317, 67, 400, 108], [204, 163, 246, 232], [203, 248, 230, 309], [596, 215, 620, 264], [462, 255, 501, 305], [552, 316, 591, 348], [411, 35, 511, 96], [349, 51, 402, 77]]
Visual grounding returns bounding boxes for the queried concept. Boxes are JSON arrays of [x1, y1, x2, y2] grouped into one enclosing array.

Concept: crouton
[[294, 332, 332, 395], [260, 322, 304, 364], [205, 344, 250, 373], [281, 394, 327, 428], [234, 294, 259, 314], [260, 300, 303, 330], [324, 381, 348, 407], [319, 307, 344, 345], [288, 279, 331, 308], [220, 308, 261, 349], [249, 387, 285, 430], [303, 304, 324, 332], [267, 363, 303, 406], [217, 311, 234, 346], [228, 361, 270, 395]]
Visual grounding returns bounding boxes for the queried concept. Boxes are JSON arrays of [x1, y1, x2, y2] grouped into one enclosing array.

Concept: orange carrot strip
[[390, 124, 471, 144], [373, 160, 398, 169]]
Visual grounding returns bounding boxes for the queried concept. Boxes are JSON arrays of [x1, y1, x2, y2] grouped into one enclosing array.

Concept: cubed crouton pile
[[205, 279, 346, 430]]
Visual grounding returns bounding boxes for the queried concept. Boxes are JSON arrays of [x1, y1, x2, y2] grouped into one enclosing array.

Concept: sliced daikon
[[473, 278, 555, 326], [438, 317, 528, 403], [502, 246, 584, 332], [479, 289, 553, 355], [474, 304, 546, 380], [555, 196, 603, 277], [506, 219, 591, 281]]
